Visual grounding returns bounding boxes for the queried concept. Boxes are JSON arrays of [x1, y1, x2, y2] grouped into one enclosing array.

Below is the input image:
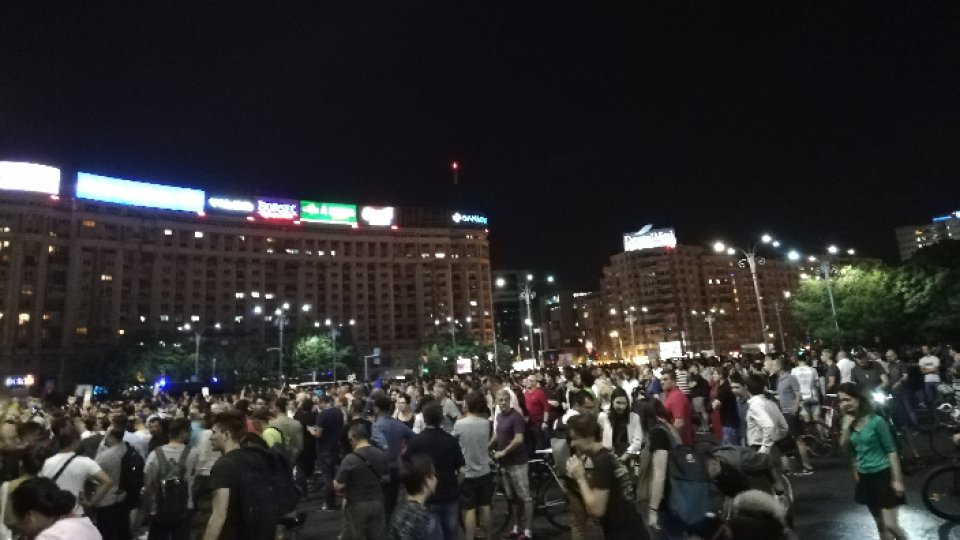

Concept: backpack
[[119, 443, 145, 508], [550, 415, 572, 477], [228, 446, 299, 537], [665, 433, 712, 528], [152, 447, 191, 524]]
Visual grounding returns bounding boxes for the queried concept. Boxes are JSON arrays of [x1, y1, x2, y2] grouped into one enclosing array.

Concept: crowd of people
[[0, 343, 952, 540]]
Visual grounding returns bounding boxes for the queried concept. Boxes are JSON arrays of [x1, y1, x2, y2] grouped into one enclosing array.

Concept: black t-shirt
[[208, 451, 245, 540], [852, 362, 886, 393], [716, 382, 740, 429], [825, 364, 841, 392], [316, 407, 344, 452], [689, 375, 710, 399], [588, 448, 647, 539], [335, 445, 388, 502], [294, 409, 318, 458], [406, 427, 466, 504]]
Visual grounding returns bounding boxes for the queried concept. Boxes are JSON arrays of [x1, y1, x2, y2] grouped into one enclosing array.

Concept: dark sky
[[2, 3, 959, 289]]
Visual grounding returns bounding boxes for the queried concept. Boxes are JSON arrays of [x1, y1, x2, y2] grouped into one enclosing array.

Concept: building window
[[75, 327, 88, 335], [164, 229, 173, 236], [194, 231, 204, 239], [159, 315, 170, 322], [100, 274, 113, 281], [18, 313, 29, 325], [82, 220, 96, 228]]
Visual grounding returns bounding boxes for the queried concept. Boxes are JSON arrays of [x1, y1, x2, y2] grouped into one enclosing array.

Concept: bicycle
[[928, 403, 960, 460], [468, 449, 572, 536], [923, 462, 960, 520]]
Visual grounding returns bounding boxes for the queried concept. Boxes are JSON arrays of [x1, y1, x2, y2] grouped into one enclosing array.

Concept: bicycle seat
[[279, 512, 308, 530], [534, 449, 553, 454]]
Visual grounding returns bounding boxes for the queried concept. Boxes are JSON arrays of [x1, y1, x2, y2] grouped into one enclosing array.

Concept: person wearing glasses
[[837, 382, 907, 540]]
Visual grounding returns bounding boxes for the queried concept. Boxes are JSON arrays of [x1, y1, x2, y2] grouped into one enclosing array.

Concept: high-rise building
[[0, 161, 493, 383], [597, 227, 800, 359], [895, 210, 960, 261]]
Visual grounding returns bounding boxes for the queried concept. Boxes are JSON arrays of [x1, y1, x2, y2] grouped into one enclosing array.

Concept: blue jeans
[[427, 500, 460, 540], [721, 426, 738, 446], [925, 382, 940, 407], [893, 394, 919, 429]]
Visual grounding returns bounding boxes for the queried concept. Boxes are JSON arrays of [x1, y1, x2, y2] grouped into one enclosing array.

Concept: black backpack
[[119, 443, 145, 508], [152, 447, 191, 524], [228, 446, 300, 538]]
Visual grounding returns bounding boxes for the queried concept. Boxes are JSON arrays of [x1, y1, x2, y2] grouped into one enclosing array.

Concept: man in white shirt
[[791, 355, 821, 423], [732, 374, 788, 494], [836, 351, 856, 384], [919, 345, 941, 406], [41, 424, 114, 515]]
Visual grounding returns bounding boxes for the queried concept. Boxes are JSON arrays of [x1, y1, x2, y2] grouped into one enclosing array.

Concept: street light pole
[[704, 314, 717, 353], [821, 260, 840, 332], [520, 276, 537, 361], [714, 238, 775, 348], [626, 306, 637, 360]]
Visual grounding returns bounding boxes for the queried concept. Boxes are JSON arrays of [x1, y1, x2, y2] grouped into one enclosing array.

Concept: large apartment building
[[0, 161, 493, 382]]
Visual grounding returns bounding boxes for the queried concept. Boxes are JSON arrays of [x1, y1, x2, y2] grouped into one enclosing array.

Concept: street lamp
[[609, 330, 624, 360], [326, 318, 356, 385], [446, 316, 457, 349], [713, 237, 776, 346], [774, 290, 792, 353], [274, 306, 289, 379]]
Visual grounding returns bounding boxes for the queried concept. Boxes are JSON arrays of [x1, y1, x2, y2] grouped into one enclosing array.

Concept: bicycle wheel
[[490, 483, 513, 536], [929, 429, 959, 460], [538, 473, 572, 531], [923, 464, 960, 521], [800, 433, 836, 458]]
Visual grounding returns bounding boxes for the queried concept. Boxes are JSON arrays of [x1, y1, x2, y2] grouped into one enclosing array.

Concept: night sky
[[2, 4, 959, 289]]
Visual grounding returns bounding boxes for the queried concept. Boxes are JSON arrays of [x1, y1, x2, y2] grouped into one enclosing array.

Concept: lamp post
[[446, 316, 457, 349], [609, 330, 624, 360], [520, 275, 537, 360], [181, 322, 221, 380], [774, 291, 791, 352], [274, 302, 291, 379], [626, 306, 637, 360], [326, 318, 356, 386], [713, 235, 782, 348]]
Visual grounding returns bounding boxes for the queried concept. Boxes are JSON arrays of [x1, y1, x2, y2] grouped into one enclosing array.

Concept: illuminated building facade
[[895, 210, 960, 261], [0, 162, 493, 381]]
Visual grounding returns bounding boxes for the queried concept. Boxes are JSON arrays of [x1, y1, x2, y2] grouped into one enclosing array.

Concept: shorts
[[800, 398, 821, 418], [500, 464, 531, 501], [461, 473, 494, 510], [855, 468, 905, 509], [692, 396, 707, 415]]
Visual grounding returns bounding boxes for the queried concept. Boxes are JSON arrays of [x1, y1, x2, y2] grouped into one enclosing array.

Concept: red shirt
[[523, 387, 548, 424], [663, 387, 694, 445]]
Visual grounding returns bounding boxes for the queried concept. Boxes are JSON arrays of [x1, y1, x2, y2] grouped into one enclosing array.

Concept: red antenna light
[[451, 161, 459, 170]]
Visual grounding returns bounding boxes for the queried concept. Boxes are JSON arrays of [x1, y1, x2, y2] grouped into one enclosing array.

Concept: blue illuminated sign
[[77, 172, 205, 213], [932, 211, 960, 222], [451, 212, 488, 226]]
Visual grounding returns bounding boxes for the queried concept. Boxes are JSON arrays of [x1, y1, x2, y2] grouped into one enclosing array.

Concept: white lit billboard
[[208, 196, 255, 214], [623, 226, 677, 252], [0, 161, 61, 195], [76, 172, 205, 213], [451, 211, 488, 226], [360, 206, 396, 227]]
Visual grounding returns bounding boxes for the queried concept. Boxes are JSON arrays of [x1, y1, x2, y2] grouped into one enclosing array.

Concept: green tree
[[290, 330, 355, 380], [893, 241, 960, 342], [792, 265, 905, 347]]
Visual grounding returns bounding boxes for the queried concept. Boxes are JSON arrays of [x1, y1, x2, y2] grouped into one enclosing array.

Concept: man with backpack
[[143, 418, 198, 540], [203, 411, 299, 540], [334, 423, 389, 540], [268, 397, 303, 468]]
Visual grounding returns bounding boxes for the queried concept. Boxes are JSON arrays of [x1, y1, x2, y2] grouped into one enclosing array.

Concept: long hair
[[836, 382, 873, 420]]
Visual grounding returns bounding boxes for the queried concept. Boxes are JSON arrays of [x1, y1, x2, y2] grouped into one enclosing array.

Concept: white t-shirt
[[791, 366, 819, 401], [837, 358, 856, 384], [36, 516, 101, 540], [40, 453, 103, 515], [919, 355, 941, 383]]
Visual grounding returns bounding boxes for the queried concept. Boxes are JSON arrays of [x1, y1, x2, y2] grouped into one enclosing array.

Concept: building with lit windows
[[895, 210, 960, 261], [0, 161, 493, 383], [596, 227, 800, 359]]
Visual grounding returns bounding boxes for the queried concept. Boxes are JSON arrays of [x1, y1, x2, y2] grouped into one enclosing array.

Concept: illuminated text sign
[[623, 228, 677, 252], [451, 212, 488, 226], [300, 200, 357, 225], [0, 161, 61, 195], [256, 197, 299, 220], [208, 197, 255, 213], [360, 206, 395, 227], [76, 172, 205, 213]]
